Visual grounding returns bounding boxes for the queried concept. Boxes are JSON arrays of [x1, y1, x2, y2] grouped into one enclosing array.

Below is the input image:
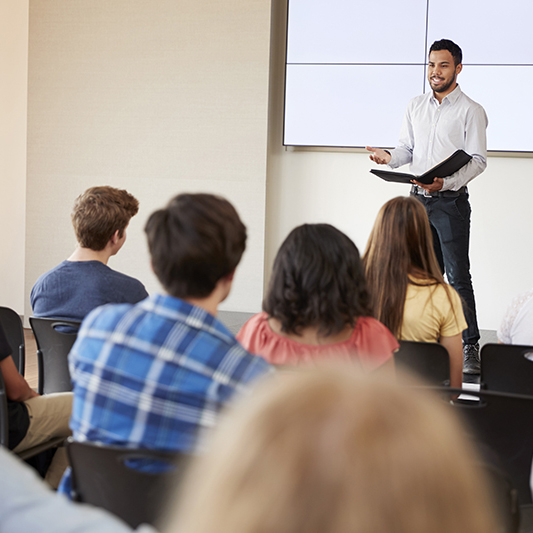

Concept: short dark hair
[[263, 224, 372, 337], [429, 39, 462, 66], [71, 186, 139, 251], [145, 193, 246, 299]]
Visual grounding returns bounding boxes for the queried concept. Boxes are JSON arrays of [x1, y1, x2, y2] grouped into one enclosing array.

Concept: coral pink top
[[237, 312, 398, 370]]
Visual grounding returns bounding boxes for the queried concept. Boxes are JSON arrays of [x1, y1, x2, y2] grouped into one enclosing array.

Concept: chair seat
[[17, 436, 66, 461]]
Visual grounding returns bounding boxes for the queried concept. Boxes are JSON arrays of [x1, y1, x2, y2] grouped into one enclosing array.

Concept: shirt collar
[[430, 83, 462, 106], [140, 293, 235, 343]]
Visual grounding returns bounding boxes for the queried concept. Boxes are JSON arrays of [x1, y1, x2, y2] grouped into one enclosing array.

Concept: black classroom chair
[[481, 343, 533, 395], [440, 387, 533, 507], [394, 340, 450, 386], [29, 317, 81, 395], [67, 438, 190, 528], [0, 306, 25, 375]]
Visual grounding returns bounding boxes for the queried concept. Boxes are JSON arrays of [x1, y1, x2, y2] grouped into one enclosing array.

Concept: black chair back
[[67, 439, 189, 528], [444, 387, 533, 506], [29, 317, 81, 395], [481, 343, 533, 395], [394, 340, 450, 386], [0, 306, 25, 375]]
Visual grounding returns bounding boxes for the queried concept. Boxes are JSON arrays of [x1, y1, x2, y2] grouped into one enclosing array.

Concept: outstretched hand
[[366, 146, 391, 165]]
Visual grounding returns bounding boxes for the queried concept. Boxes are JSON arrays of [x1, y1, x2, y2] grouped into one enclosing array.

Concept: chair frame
[[29, 317, 81, 395], [67, 438, 189, 528]]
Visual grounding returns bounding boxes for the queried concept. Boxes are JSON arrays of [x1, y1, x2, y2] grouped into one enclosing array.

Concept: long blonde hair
[[164, 368, 498, 533], [364, 196, 456, 337]]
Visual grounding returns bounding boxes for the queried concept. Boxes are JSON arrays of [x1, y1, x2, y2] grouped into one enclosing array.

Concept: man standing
[[31, 186, 148, 322], [367, 39, 488, 374], [58, 193, 272, 496]]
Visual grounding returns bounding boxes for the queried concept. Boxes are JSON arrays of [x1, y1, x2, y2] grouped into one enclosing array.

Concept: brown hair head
[[263, 223, 372, 337], [144, 193, 246, 299], [363, 196, 444, 336], [166, 367, 498, 533], [71, 186, 139, 251]]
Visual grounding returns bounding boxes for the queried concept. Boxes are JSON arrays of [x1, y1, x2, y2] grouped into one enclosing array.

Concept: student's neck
[[185, 295, 218, 317], [183, 279, 232, 317], [68, 246, 111, 265]]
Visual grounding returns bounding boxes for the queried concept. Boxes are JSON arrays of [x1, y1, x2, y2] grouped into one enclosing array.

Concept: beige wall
[[266, 0, 533, 331], [3, 0, 532, 331], [24, 0, 272, 320], [0, 0, 29, 314]]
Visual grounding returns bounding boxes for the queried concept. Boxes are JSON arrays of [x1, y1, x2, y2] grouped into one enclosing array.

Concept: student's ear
[[455, 63, 463, 76], [110, 229, 121, 245], [225, 270, 235, 282]]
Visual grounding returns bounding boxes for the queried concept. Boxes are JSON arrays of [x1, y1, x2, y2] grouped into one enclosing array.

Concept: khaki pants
[[13, 392, 73, 488]]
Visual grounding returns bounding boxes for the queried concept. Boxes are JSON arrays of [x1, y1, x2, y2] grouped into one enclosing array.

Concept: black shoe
[[463, 343, 481, 374]]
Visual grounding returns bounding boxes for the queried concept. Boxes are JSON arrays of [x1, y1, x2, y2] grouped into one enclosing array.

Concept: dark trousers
[[412, 192, 480, 345]]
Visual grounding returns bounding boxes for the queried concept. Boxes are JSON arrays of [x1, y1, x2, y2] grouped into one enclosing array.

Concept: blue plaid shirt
[[59, 294, 272, 495]]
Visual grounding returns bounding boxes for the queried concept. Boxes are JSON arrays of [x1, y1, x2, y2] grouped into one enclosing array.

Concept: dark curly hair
[[263, 224, 372, 337], [429, 39, 462, 67]]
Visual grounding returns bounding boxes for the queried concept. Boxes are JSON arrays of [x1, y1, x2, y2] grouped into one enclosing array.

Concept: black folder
[[370, 149, 472, 185]]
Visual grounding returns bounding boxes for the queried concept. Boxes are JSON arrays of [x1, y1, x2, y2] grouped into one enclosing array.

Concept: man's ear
[[110, 229, 120, 245], [225, 270, 235, 282], [455, 63, 463, 76]]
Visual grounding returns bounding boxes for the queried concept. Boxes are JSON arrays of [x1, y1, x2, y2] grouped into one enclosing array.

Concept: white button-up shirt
[[388, 84, 488, 191]]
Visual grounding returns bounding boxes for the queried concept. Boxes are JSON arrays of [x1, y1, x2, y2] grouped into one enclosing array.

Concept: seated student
[[498, 288, 533, 346], [166, 367, 499, 533], [31, 186, 148, 322], [363, 196, 467, 387], [0, 323, 71, 488], [59, 193, 273, 496], [0, 447, 154, 533], [237, 224, 397, 370]]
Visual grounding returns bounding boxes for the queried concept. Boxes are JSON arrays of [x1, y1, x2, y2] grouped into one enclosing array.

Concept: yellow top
[[400, 279, 467, 342]]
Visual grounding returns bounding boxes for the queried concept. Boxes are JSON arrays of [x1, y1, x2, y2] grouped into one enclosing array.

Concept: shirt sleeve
[[440, 287, 468, 338], [441, 103, 488, 191]]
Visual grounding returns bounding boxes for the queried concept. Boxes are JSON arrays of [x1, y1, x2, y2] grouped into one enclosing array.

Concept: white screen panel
[[284, 65, 423, 147], [455, 66, 533, 152], [287, 0, 428, 64], [423, 66, 533, 152], [427, 1, 533, 65], [284, 0, 533, 152]]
